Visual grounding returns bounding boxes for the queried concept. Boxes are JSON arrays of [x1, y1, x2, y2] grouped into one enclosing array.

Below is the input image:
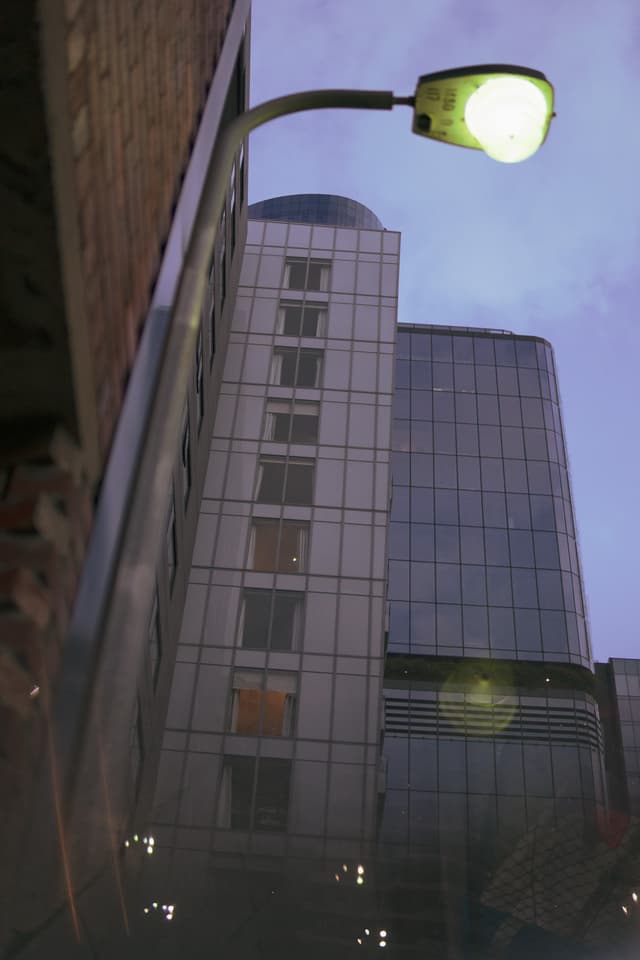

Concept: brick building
[[1, 1, 250, 948]]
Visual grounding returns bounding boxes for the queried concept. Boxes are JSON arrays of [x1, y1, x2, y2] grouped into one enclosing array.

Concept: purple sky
[[248, 0, 640, 663]]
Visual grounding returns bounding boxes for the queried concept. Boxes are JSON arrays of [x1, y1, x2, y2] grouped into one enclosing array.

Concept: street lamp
[[207, 63, 554, 240], [412, 64, 554, 163]]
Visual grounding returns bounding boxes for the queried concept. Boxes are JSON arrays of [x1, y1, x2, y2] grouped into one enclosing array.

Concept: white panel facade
[[154, 207, 399, 860]]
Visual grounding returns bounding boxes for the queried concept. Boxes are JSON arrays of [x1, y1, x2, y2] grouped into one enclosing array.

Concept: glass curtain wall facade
[[379, 324, 607, 941], [389, 323, 590, 666]]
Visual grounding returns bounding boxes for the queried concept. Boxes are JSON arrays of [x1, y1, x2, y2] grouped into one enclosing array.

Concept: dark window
[[265, 401, 319, 443], [272, 348, 323, 387], [431, 334, 452, 361], [475, 365, 497, 394], [256, 458, 314, 505], [494, 338, 516, 365], [433, 363, 454, 391], [278, 302, 326, 337], [221, 756, 291, 832], [497, 366, 519, 395], [229, 161, 237, 254], [285, 258, 330, 291], [220, 210, 227, 307], [462, 565, 486, 605], [129, 698, 144, 799], [251, 520, 309, 573], [195, 329, 204, 426], [166, 493, 177, 591], [149, 590, 161, 690], [452, 336, 474, 363], [208, 253, 216, 367], [239, 142, 245, 207], [242, 589, 304, 650], [181, 411, 191, 506]]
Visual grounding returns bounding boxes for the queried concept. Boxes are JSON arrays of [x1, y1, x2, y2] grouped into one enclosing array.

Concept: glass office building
[[388, 323, 591, 667]]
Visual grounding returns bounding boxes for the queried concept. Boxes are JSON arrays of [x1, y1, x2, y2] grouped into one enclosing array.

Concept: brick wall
[[63, 0, 234, 455]]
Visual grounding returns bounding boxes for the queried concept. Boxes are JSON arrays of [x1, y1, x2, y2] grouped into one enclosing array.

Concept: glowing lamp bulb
[[464, 76, 549, 163], [357, 876, 364, 885]]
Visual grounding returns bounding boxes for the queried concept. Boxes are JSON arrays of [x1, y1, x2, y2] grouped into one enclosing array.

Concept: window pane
[[509, 529, 535, 567], [433, 391, 454, 421], [411, 420, 433, 453], [453, 336, 474, 362], [431, 334, 452, 361], [484, 528, 509, 565], [291, 413, 319, 443], [455, 394, 477, 423], [297, 351, 322, 387], [285, 462, 314, 504], [501, 427, 525, 459], [255, 758, 291, 831], [458, 456, 481, 491], [462, 565, 486, 605], [433, 363, 453, 390], [475, 366, 497, 394], [287, 261, 307, 289], [434, 455, 457, 488], [434, 422, 456, 454], [494, 339, 516, 365], [435, 524, 459, 562], [272, 593, 303, 650], [506, 493, 531, 529], [483, 491, 507, 527], [457, 423, 479, 456], [435, 489, 458, 524], [477, 394, 499, 424], [257, 460, 286, 502], [460, 526, 484, 564], [459, 489, 482, 525], [243, 590, 272, 647], [454, 364, 476, 392], [281, 304, 303, 334], [497, 366, 519, 395]]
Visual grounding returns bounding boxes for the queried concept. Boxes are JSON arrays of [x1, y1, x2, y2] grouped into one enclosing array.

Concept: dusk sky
[[248, 0, 640, 663]]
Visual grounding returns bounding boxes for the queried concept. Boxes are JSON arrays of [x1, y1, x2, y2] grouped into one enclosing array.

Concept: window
[[264, 400, 319, 443], [285, 258, 330, 291], [277, 301, 326, 337], [229, 160, 237, 254], [208, 252, 216, 366], [229, 670, 297, 736], [195, 329, 204, 427], [250, 519, 309, 572], [241, 589, 304, 650], [149, 589, 161, 689], [271, 348, 323, 387], [181, 410, 191, 505], [238, 142, 245, 208], [256, 457, 314, 505], [166, 493, 177, 590], [129, 698, 144, 798], [219, 209, 227, 307], [218, 756, 291, 832]]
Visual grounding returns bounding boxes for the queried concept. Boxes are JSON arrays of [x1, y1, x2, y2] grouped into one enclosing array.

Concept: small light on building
[[342, 864, 348, 872], [379, 930, 387, 937], [379, 941, 387, 948], [633, 892, 638, 902], [124, 840, 130, 848], [357, 938, 362, 945], [148, 836, 155, 846], [147, 846, 154, 855], [133, 835, 139, 843], [545, 677, 551, 683], [143, 908, 149, 914], [152, 902, 158, 909], [357, 865, 365, 875], [365, 929, 370, 936], [30, 684, 40, 698], [622, 905, 629, 915], [357, 876, 364, 886]]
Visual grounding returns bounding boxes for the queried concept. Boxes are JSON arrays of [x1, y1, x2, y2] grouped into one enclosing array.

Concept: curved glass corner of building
[[247, 193, 384, 229]]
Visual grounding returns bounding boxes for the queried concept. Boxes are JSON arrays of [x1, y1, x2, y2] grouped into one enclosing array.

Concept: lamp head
[[412, 64, 554, 163]]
